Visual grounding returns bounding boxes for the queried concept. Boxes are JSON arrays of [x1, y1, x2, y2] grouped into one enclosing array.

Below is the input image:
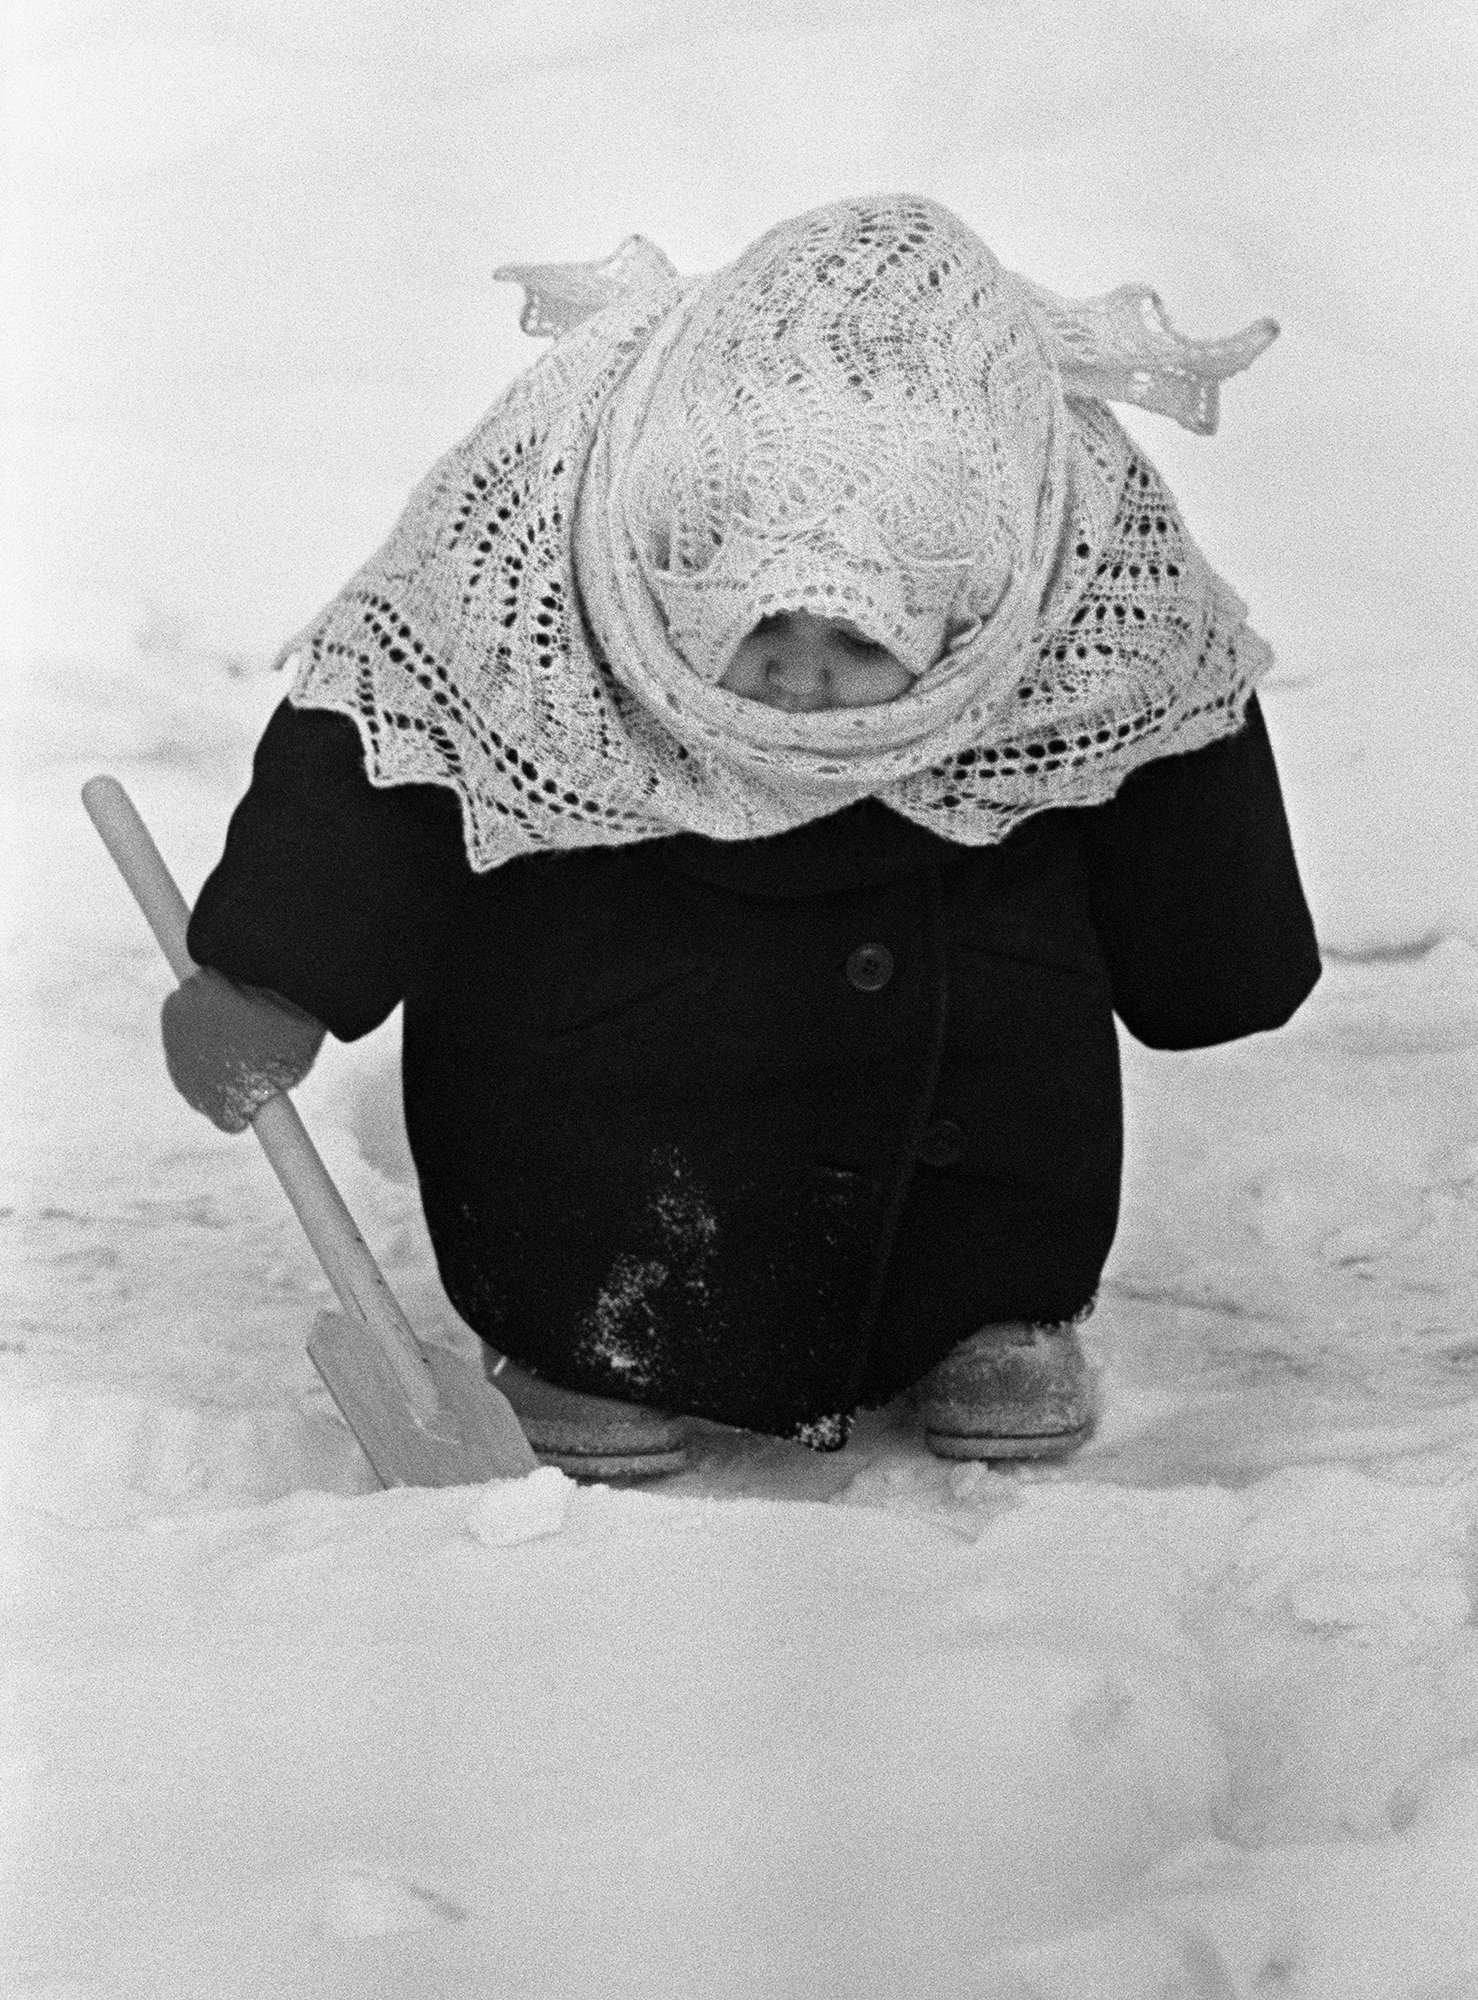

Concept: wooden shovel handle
[[81, 774, 439, 1424], [81, 775, 197, 981]]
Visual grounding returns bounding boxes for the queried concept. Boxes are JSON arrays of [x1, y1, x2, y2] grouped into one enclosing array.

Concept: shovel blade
[[309, 1310, 538, 1487], [422, 1336, 540, 1479]]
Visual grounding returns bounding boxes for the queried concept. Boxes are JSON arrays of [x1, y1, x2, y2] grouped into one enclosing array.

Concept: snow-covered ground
[[6, 4, 1478, 1995]]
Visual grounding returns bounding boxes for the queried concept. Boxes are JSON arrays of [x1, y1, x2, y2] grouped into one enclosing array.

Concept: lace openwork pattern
[[282, 198, 1271, 869], [286, 296, 690, 863], [891, 425, 1265, 840], [612, 195, 1060, 687]]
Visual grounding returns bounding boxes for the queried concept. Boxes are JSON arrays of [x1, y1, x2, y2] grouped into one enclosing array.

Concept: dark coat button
[[917, 1119, 967, 1167], [845, 943, 895, 992]]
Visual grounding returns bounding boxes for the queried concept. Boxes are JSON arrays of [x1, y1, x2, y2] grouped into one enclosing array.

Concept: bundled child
[[162, 195, 1320, 1477]]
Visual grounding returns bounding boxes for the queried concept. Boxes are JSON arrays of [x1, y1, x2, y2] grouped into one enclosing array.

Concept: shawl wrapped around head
[[279, 195, 1279, 866]]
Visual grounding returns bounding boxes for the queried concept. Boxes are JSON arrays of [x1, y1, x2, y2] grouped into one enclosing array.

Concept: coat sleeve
[[1078, 695, 1322, 1050], [186, 699, 470, 1041]]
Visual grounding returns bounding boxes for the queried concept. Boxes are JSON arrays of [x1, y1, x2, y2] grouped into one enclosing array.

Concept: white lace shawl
[[280, 196, 1279, 867]]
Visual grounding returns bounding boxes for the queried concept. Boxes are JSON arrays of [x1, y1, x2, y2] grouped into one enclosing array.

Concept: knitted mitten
[[161, 967, 326, 1133]]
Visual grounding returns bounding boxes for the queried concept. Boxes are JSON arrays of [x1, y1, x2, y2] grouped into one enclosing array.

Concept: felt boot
[[915, 1320, 1095, 1461], [486, 1354, 689, 1479]]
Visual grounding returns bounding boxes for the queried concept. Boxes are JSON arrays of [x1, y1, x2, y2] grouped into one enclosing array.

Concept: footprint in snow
[[320, 1869, 469, 1938]]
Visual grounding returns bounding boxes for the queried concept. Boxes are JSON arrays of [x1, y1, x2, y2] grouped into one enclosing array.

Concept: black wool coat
[[189, 696, 1321, 1445]]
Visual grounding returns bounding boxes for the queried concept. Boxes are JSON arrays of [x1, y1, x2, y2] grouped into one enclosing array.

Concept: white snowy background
[[5, 3, 1478, 1995]]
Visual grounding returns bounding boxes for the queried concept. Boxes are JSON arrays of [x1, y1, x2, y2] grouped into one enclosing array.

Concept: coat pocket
[[519, 957, 712, 1050], [948, 925, 1109, 985]]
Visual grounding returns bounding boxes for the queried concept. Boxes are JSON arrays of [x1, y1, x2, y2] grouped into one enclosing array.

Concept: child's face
[[719, 612, 914, 712]]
